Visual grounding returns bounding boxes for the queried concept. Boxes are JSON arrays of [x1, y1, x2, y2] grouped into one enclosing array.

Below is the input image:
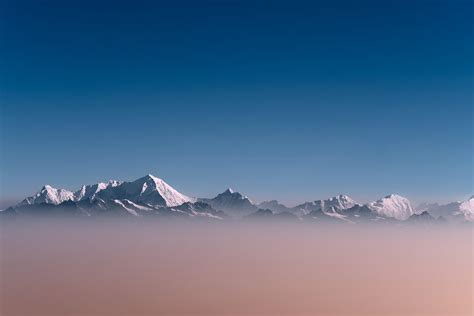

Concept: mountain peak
[[73, 180, 121, 202], [219, 188, 240, 197], [20, 185, 74, 206], [140, 174, 161, 182], [329, 194, 356, 203], [19, 175, 193, 208], [385, 193, 404, 199], [199, 188, 256, 217], [126, 174, 194, 207], [293, 194, 357, 216], [368, 194, 414, 220]]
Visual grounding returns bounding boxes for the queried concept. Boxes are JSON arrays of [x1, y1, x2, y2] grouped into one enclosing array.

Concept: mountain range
[[2, 174, 472, 224]]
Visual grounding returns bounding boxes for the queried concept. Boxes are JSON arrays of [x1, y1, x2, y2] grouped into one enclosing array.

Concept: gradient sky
[[1, 0, 472, 207]]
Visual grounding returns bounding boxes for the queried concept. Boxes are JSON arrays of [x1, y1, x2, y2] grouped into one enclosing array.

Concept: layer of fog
[[1, 219, 472, 315]]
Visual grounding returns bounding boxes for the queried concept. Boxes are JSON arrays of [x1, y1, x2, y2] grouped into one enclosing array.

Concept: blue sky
[[1, 0, 472, 207]]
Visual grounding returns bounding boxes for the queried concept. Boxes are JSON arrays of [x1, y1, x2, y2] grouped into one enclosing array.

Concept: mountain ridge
[[3, 174, 472, 223]]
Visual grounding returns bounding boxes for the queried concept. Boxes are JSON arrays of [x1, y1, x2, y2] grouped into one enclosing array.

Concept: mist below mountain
[[2, 174, 473, 224]]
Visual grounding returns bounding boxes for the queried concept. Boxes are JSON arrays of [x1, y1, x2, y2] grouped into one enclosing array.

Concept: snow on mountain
[[367, 194, 414, 220], [74, 180, 122, 201], [302, 207, 344, 222], [111, 199, 158, 216], [419, 196, 474, 222], [167, 202, 226, 219], [17, 175, 193, 209], [112, 200, 140, 216], [458, 196, 474, 221], [293, 195, 357, 216], [8, 176, 472, 224], [342, 204, 383, 222], [199, 188, 257, 217], [97, 174, 194, 207], [19, 185, 74, 206]]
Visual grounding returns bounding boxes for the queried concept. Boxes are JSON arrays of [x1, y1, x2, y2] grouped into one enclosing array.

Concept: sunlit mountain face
[[2, 174, 472, 224]]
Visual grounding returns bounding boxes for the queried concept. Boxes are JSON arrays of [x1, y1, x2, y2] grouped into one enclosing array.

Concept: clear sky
[[1, 0, 472, 207]]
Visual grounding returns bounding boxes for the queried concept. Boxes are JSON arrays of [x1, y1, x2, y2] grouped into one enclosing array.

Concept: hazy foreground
[[1, 219, 472, 316]]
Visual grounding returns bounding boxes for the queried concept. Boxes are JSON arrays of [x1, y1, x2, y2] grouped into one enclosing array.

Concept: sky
[[0, 0, 472, 207]]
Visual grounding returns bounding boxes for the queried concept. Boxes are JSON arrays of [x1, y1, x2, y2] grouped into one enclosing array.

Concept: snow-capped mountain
[[96, 174, 194, 207], [293, 195, 357, 216], [257, 200, 290, 213], [302, 206, 348, 222], [417, 196, 474, 222], [367, 194, 415, 220], [199, 188, 257, 217], [3, 176, 472, 224], [19, 185, 75, 206], [74, 180, 122, 201], [4, 174, 222, 220], [459, 196, 474, 221], [167, 202, 227, 220], [17, 174, 194, 209]]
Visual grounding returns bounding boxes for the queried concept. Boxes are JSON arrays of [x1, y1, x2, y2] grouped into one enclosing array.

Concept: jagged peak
[[128, 174, 193, 206], [368, 194, 414, 220], [146, 174, 159, 180], [219, 188, 241, 196], [225, 187, 234, 194], [138, 174, 162, 183], [41, 184, 54, 191], [328, 194, 355, 202], [18, 184, 74, 206], [384, 193, 407, 200]]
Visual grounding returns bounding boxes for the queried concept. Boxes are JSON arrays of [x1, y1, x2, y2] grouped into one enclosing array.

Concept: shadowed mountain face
[[3, 175, 222, 220], [2, 175, 473, 224], [338, 205, 382, 223], [417, 197, 474, 222], [292, 195, 357, 217], [2, 200, 87, 217], [407, 211, 437, 224], [2, 200, 225, 221], [199, 188, 258, 218], [257, 200, 291, 213], [302, 209, 342, 223]]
